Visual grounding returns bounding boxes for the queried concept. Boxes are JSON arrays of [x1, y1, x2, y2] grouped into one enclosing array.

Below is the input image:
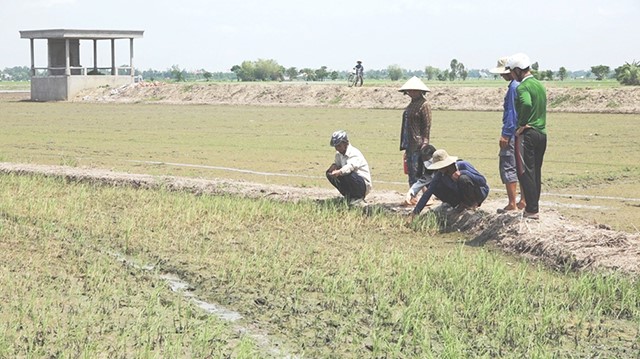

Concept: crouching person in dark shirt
[[410, 149, 489, 219]]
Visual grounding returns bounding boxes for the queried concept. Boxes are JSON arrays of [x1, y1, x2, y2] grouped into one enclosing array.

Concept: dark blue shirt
[[413, 160, 489, 214], [502, 80, 520, 138]]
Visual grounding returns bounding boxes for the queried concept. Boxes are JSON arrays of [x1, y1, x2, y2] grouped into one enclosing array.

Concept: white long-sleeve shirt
[[334, 144, 372, 194]]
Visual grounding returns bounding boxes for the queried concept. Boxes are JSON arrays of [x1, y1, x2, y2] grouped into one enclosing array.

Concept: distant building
[[19, 29, 144, 101]]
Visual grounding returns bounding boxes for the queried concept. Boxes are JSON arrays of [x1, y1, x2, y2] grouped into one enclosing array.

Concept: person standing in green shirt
[[507, 53, 547, 219]]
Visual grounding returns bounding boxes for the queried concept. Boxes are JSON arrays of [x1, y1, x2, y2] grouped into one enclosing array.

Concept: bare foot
[[497, 205, 517, 214], [517, 201, 526, 210]]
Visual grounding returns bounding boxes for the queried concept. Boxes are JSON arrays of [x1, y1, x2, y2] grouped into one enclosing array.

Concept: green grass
[[0, 177, 261, 358], [0, 81, 29, 91], [1, 101, 637, 187], [2, 97, 639, 230], [1, 174, 639, 358]]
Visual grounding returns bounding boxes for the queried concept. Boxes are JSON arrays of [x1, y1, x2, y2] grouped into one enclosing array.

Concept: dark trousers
[[326, 171, 366, 200], [407, 150, 424, 186], [434, 174, 486, 207], [516, 128, 547, 214]]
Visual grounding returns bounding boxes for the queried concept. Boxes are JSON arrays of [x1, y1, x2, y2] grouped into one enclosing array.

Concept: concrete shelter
[[19, 29, 144, 101]]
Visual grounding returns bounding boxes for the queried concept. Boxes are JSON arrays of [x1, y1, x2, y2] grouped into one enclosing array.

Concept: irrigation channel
[[111, 251, 298, 358]]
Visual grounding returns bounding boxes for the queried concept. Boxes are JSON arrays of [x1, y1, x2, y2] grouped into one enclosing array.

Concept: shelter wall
[[30, 76, 132, 101]]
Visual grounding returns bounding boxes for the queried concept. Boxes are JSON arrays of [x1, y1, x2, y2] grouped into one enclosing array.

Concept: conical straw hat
[[398, 76, 430, 92]]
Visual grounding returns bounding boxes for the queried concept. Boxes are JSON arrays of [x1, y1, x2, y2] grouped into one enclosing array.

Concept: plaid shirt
[[400, 96, 432, 152]]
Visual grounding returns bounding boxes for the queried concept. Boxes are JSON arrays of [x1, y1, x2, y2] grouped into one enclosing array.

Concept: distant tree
[[448, 69, 456, 81], [540, 70, 553, 81], [438, 69, 450, 81], [590, 65, 610, 81], [253, 59, 283, 81], [458, 63, 468, 81], [557, 67, 567, 81], [424, 66, 440, 81], [315, 66, 329, 81], [170, 65, 186, 82], [230, 65, 242, 81], [330, 71, 339, 81], [202, 70, 212, 82], [230, 59, 283, 81], [299, 68, 316, 81], [239, 61, 256, 81], [1, 66, 30, 81], [615, 61, 640, 85], [449, 59, 459, 81], [387, 65, 404, 81], [530, 61, 540, 79], [456, 62, 469, 81], [285, 67, 298, 81]]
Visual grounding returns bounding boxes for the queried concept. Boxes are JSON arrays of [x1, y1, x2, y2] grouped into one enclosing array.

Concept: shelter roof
[[19, 29, 144, 40]]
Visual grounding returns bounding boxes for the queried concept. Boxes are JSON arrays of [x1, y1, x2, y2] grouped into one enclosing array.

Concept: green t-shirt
[[516, 76, 547, 134]]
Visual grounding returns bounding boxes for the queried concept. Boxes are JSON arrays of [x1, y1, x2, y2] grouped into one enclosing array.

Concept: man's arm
[[420, 104, 432, 148]]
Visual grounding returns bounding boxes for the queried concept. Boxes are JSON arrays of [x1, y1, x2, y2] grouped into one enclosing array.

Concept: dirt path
[[72, 82, 640, 114], [3, 162, 639, 275]]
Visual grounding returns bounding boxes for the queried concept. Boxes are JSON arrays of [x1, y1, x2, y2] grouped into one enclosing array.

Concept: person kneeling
[[411, 149, 489, 217], [326, 130, 372, 206]]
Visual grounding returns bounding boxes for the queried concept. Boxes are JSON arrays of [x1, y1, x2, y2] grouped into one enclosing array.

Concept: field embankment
[[72, 82, 640, 114], [2, 162, 640, 276]]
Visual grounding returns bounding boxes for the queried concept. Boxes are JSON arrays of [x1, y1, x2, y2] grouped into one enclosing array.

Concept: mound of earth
[[2, 162, 639, 275], [72, 82, 640, 114]]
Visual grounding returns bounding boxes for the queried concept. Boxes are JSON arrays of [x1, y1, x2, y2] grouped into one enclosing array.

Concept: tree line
[[2, 60, 638, 85]]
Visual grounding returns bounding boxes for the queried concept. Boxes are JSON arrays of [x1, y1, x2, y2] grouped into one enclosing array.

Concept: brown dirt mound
[[72, 82, 640, 114], [2, 162, 639, 275]]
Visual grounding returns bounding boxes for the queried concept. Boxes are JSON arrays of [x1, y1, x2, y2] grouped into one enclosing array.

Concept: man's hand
[[499, 136, 509, 149], [516, 125, 531, 136], [451, 170, 461, 181], [404, 190, 417, 206], [329, 169, 341, 178]]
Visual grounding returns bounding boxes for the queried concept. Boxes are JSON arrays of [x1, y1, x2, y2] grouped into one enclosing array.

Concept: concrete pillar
[[130, 38, 134, 77], [111, 39, 116, 75], [29, 39, 35, 76], [93, 39, 98, 72], [65, 39, 70, 76]]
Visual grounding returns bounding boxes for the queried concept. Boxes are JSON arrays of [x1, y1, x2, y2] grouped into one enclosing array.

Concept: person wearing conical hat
[[489, 56, 526, 213], [409, 149, 489, 218], [398, 76, 432, 189]]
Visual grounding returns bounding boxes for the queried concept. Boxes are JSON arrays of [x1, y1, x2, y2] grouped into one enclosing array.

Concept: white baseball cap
[[507, 53, 531, 70]]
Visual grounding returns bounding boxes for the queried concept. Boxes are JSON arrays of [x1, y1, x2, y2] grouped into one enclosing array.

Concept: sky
[[1, 0, 638, 73]]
